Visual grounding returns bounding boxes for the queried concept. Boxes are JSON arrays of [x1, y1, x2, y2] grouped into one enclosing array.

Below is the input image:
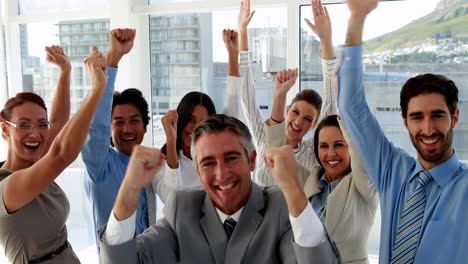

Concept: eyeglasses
[[3, 120, 53, 131]]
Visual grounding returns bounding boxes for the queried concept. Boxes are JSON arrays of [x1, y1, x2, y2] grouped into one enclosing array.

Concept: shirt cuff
[[289, 202, 325, 247], [240, 51, 249, 66], [105, 210, 137, 246], [321, 58, 338, 77]]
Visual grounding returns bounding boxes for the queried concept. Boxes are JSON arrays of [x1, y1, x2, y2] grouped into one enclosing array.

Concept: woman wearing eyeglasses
[[0, 46, 107, 264]]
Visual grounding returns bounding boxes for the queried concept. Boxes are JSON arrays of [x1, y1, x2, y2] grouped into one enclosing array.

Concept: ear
[[402, 113, 408, 129], [249, 150, 257, 172], [452, 108, 460, 128], [1, 122, 9, 140]]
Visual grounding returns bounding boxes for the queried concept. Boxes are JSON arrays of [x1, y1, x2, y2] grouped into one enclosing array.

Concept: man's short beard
[[409, 128, 453, 163]]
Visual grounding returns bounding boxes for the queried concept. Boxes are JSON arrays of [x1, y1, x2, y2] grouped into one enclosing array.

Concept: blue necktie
[[390, 170, 432, 264]]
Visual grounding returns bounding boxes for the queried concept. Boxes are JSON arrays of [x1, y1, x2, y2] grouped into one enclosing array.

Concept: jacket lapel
[[324, 176, 351, 235], [200, 194, 228, 264], [225, 183, 264, 264], [304, 166, 325, 198]]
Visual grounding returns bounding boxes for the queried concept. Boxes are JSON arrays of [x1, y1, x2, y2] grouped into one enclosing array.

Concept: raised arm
[[81, 28, 135, 181], [305, 0, 338, 122], [237, 0, 265, 148], [264, 146, 341, 263], [269, 69, 298, 125], [113, 145, 165, 222], [42, 46, 71, 155], [161, 110, 179, 169], [222, 29, 241, 118], [338, 0, 396, 192], [3, 48, 108, 213]]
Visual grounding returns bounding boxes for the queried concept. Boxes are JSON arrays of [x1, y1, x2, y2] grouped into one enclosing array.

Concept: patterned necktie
[[223, 217, 237, 240], [145, 185, 156, 226], [390, 170, 432, 264]]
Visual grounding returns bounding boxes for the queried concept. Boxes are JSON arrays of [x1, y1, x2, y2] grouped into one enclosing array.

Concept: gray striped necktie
[[223, 217, 237, 240], [145, 185, 156, 226], [390, 170, 432, 264]]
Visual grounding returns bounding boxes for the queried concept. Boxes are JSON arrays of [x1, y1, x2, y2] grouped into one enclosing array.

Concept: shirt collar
[[215, 206, 244, 224], [410, 152, 460, 188], [319, 172, 346, 189]]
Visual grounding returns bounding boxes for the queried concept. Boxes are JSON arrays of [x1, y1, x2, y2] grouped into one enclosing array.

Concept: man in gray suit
[[99, 114, 341, 263]]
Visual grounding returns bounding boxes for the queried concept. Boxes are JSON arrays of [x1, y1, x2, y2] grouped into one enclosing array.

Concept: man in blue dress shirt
[[81, 28, 154, 244], [338, 0, 468, 263]]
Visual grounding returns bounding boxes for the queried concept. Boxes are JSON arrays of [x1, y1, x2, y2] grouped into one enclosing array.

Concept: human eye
[[17, 123, 32, 130], [201, 161, 215, 168], [37, 122, 51, 130], [114, 120, 124, 126], [226, 155, 239, 163]]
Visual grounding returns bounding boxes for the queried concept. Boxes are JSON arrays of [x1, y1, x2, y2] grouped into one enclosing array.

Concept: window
[[300, 0, 468, 160], [150, 7, 287, 148], [19, 0, 108, 15]]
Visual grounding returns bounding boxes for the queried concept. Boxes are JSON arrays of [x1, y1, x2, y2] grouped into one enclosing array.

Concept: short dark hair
[[112, 88, 150, 128], [161, 91, 216, 156], [290, 89, 322, 119], [1, 92, 47, 121], [400, 74, 458, 117], [191, 114, 255, 165], [313, 115, 339, 168]]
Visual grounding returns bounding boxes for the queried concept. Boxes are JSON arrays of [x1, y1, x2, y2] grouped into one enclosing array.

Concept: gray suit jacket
[[99, 183, 341, 263]]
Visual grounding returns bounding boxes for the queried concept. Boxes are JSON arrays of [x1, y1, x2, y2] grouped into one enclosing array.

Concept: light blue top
[[337, 45, 468, 263], [309, 173, 346, 223], [81, 67, 149, 243]]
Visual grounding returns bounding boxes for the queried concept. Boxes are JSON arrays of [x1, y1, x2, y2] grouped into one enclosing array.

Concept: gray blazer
[[99, 183, 341, 264]]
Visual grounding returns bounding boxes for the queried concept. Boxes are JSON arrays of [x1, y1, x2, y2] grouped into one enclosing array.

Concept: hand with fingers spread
[[223, 29, 239, 57], [304, 0, 332, 41], [107, 28, 136, 67], [84, 46, 107, 90], [275, 69, 299, 97], [45, 45, 71, 72], [238, 0, 255, 31], [162, 110, 178, 143]]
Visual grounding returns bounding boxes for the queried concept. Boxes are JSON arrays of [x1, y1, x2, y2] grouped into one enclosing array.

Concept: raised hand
[[304, 0, 332, 41], [238, 0, 255, 31], [275, 69, 298, 97], [124, 145, 165, 191], [346, 0, 378, 16], [45, 45, 71, 71], [107, 28, 136, 67], [161, 110, 178, 141], [223, 29, 239, 56], [264, 145, 307, 217], [264, 145, 299, 190], [84, 46, 107, 90]]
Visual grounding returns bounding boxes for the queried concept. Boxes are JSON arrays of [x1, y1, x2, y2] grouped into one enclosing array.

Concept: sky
[[26, 0, 441, 62]]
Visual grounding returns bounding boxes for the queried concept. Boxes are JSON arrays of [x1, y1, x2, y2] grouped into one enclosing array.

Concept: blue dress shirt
[[81, 67, 149, 243], [337, 45, 468, 263], [310, 173, 346, 223]]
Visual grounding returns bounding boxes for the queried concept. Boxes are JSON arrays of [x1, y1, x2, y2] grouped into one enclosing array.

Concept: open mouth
[[327, 160, 340, 165], [421, 138, 439, 145], [23, 142, 40, 151], [215, 182, 236, 191], [289, 123, 301, 133], [121, 136, 136, 142]]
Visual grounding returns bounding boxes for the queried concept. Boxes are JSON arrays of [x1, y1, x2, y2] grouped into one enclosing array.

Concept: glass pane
[[149, 0, 204, 4], [19, 0, 109, 15], [150, 7, 287, 147], [300, 0, 468, 159], [13, 19, 110, 262]]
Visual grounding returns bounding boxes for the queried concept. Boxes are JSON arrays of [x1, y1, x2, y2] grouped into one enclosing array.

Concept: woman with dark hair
[[159, 29, 241, 189], [299, 114, 377, 264], [160, 91, 217, 188], [0, 47, 107, 263]]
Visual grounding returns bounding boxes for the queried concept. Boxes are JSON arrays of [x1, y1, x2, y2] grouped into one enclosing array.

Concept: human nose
[[421, 117, 436, 136], [327, 146, 336, 157], [215, 161, 229, 181]]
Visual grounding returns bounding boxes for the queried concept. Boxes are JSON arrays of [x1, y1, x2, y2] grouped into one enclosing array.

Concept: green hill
[[365, 0, 468, 53]]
